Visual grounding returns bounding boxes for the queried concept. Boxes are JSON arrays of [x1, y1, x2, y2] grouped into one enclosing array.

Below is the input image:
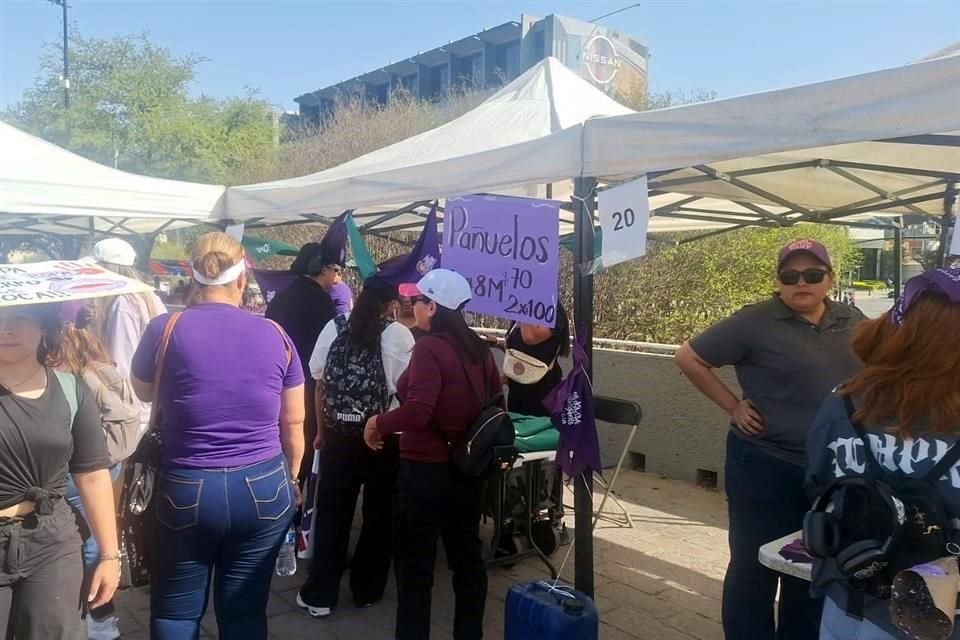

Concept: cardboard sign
[[442, 195, 559, 328], [597, 176, 650, 268], [0, 259, 152, 307]]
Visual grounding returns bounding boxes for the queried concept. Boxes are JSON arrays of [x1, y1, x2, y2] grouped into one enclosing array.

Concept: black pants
[[0, 501, 85, 640], [300, 433, 398, 608], [723, 432, 822, 640], [395, 460, 486, 640]]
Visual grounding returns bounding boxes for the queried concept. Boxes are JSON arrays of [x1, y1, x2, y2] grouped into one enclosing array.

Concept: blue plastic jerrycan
[[504, 580, 599, 640]]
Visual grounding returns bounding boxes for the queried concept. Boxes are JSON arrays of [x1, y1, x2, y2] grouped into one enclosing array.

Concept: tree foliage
[[3, 32, 276, 184]]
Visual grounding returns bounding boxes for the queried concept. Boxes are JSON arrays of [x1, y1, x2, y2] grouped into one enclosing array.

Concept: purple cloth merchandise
[[543, 326, 603, 480], [779, 538, 813, 564], [329, 281, 353, 315], [890, 267, 960, 326], [252, 269, 297, 305], [131, 303, 304, 469], [320, 211, 349, 266], [376, 204, 441, 285]]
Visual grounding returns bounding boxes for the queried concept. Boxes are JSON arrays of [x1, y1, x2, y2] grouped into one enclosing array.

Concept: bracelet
[[99, 552, 122, 562]]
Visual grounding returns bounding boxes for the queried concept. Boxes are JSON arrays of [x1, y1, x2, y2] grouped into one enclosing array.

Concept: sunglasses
[[411, 296, 432, 305], [778, 269, 829, 285]]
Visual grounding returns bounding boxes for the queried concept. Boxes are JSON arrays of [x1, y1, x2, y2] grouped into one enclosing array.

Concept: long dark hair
[[431, 306, 489, 364], [348, 278, 397, 353]]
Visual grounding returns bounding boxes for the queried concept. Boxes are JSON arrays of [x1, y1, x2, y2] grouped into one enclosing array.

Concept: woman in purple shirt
[[131, 232, 306, 640]]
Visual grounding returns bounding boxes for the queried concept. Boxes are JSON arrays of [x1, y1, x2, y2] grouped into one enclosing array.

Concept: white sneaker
[[87, 616, 121, 640], [296, 593, 332, 618]]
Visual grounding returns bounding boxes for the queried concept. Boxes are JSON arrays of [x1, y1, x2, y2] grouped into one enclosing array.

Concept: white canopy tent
[[0, 121, 225, 236], [227, 58, 633, 232], [582, 51, 960, 236], [226, 52, 959, 241]]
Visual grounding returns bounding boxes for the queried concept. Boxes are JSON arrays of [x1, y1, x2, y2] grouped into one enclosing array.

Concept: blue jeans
[[149, 454, 294, 640], [723, 432, 822, 640]]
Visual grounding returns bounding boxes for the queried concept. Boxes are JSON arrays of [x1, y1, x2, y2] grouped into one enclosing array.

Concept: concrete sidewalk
[[113, 470, 729, 639]]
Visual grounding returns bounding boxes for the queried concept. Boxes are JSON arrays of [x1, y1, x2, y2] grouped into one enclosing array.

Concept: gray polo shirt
[[690, 296, 865, 466]]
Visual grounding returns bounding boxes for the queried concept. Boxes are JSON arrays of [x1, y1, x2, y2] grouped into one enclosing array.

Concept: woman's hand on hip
[[88, 558, 120, 609], [363, 416, 384, 451], [730, 399, 765, 437]]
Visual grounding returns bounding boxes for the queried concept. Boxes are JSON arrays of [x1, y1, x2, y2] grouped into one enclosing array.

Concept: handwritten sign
[[0, 259, 153, 307], [597, 175, 650, 268], [443, 195, 559, 328]]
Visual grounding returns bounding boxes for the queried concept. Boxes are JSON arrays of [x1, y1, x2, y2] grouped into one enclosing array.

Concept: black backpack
[[429, 339, 516, 478], [322, 315, 390, 437], [804, 394, 960, 612]]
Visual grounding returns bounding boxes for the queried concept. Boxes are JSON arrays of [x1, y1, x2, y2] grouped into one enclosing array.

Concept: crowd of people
[[0, 231, 957, 640]]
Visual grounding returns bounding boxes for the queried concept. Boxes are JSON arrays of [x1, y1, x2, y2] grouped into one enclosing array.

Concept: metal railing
[[472, 327, 680, 356]]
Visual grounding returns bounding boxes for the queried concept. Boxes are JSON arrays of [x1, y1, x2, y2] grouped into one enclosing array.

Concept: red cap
[[778, 239, 832, 270]]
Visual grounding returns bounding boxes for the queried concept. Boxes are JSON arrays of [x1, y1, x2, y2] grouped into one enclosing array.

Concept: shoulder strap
[[264, 318, 293, 366], [53, 370, 79, 431], [434, 335, 487, 404], [925, 442, 960, 485], [148, 312, 182, 433]]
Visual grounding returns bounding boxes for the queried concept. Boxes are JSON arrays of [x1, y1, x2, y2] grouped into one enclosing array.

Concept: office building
[[295, 13, 648, 123]]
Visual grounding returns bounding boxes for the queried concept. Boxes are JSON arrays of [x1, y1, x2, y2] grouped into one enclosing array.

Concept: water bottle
[[275, 527, 297, 576]]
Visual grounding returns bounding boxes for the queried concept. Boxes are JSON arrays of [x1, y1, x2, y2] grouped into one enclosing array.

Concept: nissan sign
[[581, 34, 622, 85]]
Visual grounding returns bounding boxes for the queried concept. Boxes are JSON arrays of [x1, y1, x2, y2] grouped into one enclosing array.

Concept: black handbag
[[117, 312, 180, 589], [430, 344, 516, 478], [118, 430, 162, 588]]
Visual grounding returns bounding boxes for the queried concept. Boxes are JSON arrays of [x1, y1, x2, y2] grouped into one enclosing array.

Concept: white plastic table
[[758, 531, 813, 582]]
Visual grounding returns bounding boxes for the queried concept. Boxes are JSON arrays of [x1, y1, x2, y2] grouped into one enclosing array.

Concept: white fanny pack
[[502, 324, 561, 385]]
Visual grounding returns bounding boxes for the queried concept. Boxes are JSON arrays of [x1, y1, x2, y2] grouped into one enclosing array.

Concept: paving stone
[[113, 470, 728, 639]]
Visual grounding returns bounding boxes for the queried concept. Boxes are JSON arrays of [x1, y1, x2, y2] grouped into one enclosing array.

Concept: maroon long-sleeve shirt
[[377, 334, 501, 463]]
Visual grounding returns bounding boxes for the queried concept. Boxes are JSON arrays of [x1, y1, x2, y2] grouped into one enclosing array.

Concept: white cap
[[408, 268, 471, 310], [91, 238, 137, 267]]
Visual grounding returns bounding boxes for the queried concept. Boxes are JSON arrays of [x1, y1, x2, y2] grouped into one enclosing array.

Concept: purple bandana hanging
[[544, 326, 603, 480], [890, 268, 960, 326]]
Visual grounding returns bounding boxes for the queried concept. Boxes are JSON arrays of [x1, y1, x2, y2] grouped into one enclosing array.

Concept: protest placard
[[442, 194, 559, 328], [0, 259, 153, 307]]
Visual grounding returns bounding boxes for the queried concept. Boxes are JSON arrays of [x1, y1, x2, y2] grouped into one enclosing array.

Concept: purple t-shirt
[[329, 281, 354, 315], [132, 303, 304, 468]]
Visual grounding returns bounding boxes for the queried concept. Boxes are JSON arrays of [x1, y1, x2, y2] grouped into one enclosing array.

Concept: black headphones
[[803, 476, 904, 580]]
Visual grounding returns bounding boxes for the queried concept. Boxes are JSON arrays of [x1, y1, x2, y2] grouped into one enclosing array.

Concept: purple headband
[[890, 268, 960, 326]]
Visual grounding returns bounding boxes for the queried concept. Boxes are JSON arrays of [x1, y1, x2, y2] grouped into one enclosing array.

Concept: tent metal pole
[[893, 225, 903, 298], [935, 180, 957, 268], [572, 176, 597, 598]]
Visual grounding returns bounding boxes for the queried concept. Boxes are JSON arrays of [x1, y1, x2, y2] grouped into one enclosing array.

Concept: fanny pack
[[501, 326, 560, 385], [502, 349, 557, 384]]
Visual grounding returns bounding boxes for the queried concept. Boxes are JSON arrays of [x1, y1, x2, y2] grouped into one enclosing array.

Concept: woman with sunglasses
[[674, 239, 865, 640], [364, 269, 500, 640]]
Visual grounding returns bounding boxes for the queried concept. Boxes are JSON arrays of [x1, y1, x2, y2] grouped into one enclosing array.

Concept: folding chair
[[592, 395, 642, 528]]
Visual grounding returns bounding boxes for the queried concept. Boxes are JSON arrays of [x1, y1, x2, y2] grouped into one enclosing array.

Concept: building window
[[471, 54, 484, 88], [533, 31, 545, 61]]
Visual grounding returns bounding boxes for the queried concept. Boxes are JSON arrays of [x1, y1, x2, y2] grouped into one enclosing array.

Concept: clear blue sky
[[1, 0, 958, 111]]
